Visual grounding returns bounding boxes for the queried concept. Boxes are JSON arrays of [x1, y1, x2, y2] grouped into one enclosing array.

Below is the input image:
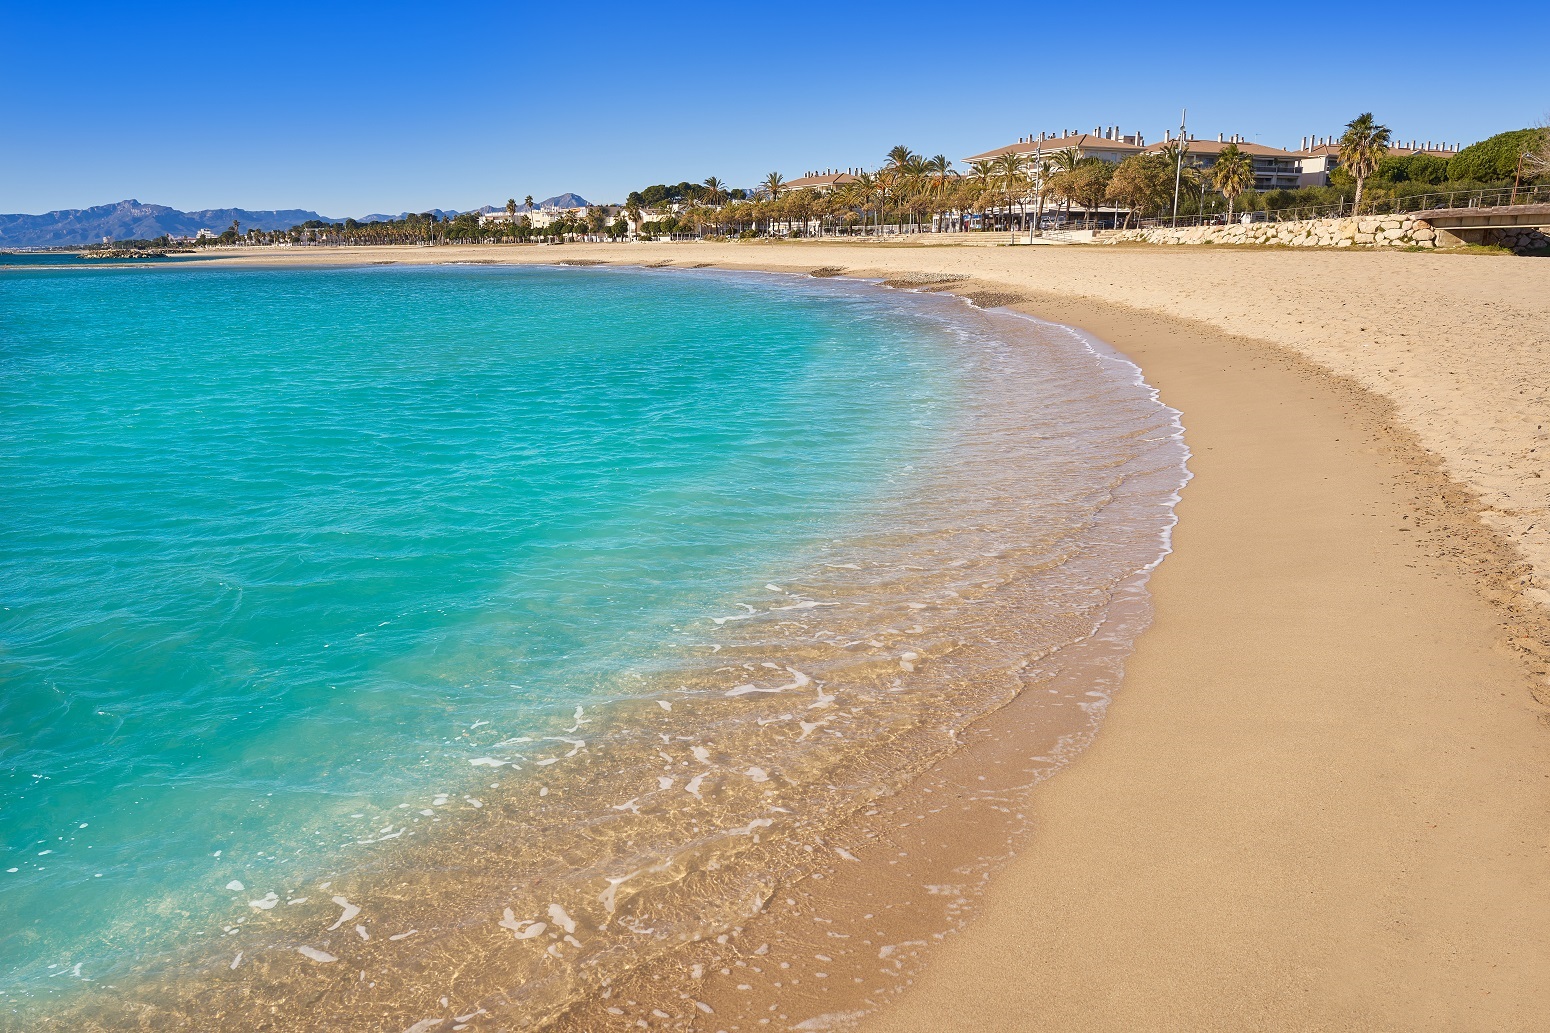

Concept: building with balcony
[[781, 170, 860, 193], [1150, 135, 1306, 192], [963, 126, 1148, 168]]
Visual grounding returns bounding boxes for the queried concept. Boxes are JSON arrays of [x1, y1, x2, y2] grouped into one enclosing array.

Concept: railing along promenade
[[1135, 183, 1550, 228]]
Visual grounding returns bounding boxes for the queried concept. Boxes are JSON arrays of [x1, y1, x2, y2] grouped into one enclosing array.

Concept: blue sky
[[4, 0, 1546, 217]]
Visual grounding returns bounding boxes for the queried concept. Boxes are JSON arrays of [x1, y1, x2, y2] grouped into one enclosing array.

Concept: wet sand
[[174, 241, 1550, 1028]]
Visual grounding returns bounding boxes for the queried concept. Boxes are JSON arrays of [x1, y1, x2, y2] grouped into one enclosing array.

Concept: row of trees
[[630, 140, 1261, 238], [645, 114, 1549, 238], [179, 204, 640, 247]]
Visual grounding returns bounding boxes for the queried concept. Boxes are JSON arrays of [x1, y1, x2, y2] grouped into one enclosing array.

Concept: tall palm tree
[[703, 177, 727, 205], [506, 198, 517, 234], [992, 152, 1030, 231], [1049, 146, 1082, 225], [1339, 112, 1391, 215], [1031, 158, 1052, 233], [851, 171, 879, 235], [1212, 143, 1256, 225], [762, 172, 786, 200], [524, 195, 534, 210], [925, 154, 954, 231]]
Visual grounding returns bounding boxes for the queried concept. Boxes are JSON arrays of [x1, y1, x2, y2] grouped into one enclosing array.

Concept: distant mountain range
[[1, 194, 595, 248], [0, 201, 340, 248]]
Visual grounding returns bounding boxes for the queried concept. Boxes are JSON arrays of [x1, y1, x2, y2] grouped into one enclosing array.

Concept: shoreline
[[42, 243, 1550, 1028]]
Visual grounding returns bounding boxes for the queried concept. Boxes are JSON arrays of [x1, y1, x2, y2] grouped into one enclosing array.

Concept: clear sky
[[5, 0, 1546, 217]]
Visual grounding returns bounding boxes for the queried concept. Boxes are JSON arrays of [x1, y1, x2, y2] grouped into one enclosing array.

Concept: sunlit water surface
[[1, 263, 1186, 1029]]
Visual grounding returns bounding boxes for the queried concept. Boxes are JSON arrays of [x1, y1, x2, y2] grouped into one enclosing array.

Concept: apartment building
[[1297, 135, 1461, 187], [963, 126, 1148, 167], [1155, 134, 1305, 192], [781, 170, 859, 193]]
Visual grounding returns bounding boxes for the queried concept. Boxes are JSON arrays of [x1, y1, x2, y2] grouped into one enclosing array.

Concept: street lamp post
[[1171, 108, 1187, 228]]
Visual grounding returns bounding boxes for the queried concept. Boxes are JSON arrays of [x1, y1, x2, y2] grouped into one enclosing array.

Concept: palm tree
[[703, 177, 727, 205], [925, 155, 954, 231], [992, 152, 1030, 231], [506, 198, 517, 235], [524, 195, 534, 210], [762, 172, 785, 200], [1339, 112, 1391, 215], [1049, 146, 1082, 226], [852, 171, 879, 235], [1212, 143, 1256, 225], [1031, 158, 1052, 233]]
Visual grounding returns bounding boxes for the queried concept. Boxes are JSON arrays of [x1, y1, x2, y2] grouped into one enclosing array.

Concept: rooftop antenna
[[1171, 107, 1187, 228]]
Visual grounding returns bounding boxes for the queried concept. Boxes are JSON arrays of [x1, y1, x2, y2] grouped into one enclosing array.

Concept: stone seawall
[[1107, 215, 1438, 249], [1486, 226, 1550, 251]]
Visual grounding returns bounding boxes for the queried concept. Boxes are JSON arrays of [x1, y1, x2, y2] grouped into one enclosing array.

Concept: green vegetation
[[1448, 128, 1547, 183], [1339, 113, 1392, 213], [1376, 151, 1449, 185], [625, 182, 748, 207], [1212, 143, 1256, 223]]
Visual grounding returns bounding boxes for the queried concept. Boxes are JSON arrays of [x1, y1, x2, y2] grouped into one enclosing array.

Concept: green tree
[[925, 154, 955, 231], [1065, 160, 1115, 228], [1448, 128, 1544, 183], [1212, 143, 1256, 224], [762, 171, 786, 200], [1105, 153, 1176, 226], [1339, 113, 1391, 214]]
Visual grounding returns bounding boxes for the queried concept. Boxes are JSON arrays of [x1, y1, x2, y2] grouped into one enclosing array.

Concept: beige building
[[1151, 135, 1306, 192], [964, 126, 1147, 167], [781, 170, 860, 193], [1297, 136, 1461, 187]]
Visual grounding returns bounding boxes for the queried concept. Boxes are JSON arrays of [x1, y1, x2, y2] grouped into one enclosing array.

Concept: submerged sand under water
[[25, 279, 1188, 1032]]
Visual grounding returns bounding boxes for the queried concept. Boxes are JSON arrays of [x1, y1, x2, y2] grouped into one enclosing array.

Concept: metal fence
[[1136, 183, 1550, 228]]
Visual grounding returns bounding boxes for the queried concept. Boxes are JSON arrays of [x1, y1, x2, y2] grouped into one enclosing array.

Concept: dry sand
[[194, 241, 1550, 1029]]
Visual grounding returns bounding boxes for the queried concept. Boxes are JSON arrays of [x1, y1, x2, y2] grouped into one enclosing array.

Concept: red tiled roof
[[783, 173, 858, 189], [1145, 139, 1309, 159], [963, 133, 1146, 163]]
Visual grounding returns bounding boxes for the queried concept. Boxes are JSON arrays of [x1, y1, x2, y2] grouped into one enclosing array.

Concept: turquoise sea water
[[1, 264, 952, 994], [2, 261, 1189, 1030]]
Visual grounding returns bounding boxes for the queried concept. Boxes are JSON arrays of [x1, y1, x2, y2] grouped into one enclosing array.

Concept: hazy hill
[[0, 200, 340, 248], [479, 194, 592, 212], [2, 194, 596, 247]]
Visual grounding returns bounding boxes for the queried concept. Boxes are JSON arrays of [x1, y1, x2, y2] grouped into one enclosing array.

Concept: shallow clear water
[[1, 265, 950, 986], [1, 262, 1187, 1030]]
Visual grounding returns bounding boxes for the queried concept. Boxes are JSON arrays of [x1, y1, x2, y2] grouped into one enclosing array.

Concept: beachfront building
[[963, 126, 1148, 168], [1150, 134, 1306, 192], [782, 170, 859, 194], [478, 206, 589, 229], [961, 127, 1148, 230], [1297, 135, 1461, 187]]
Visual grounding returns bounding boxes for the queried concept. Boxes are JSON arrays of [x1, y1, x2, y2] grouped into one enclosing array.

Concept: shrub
[[1378, 152, 1450, 185]]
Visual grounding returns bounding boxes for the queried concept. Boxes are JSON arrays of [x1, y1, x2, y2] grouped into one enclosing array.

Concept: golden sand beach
[[196, 240, 1550, 1030]]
